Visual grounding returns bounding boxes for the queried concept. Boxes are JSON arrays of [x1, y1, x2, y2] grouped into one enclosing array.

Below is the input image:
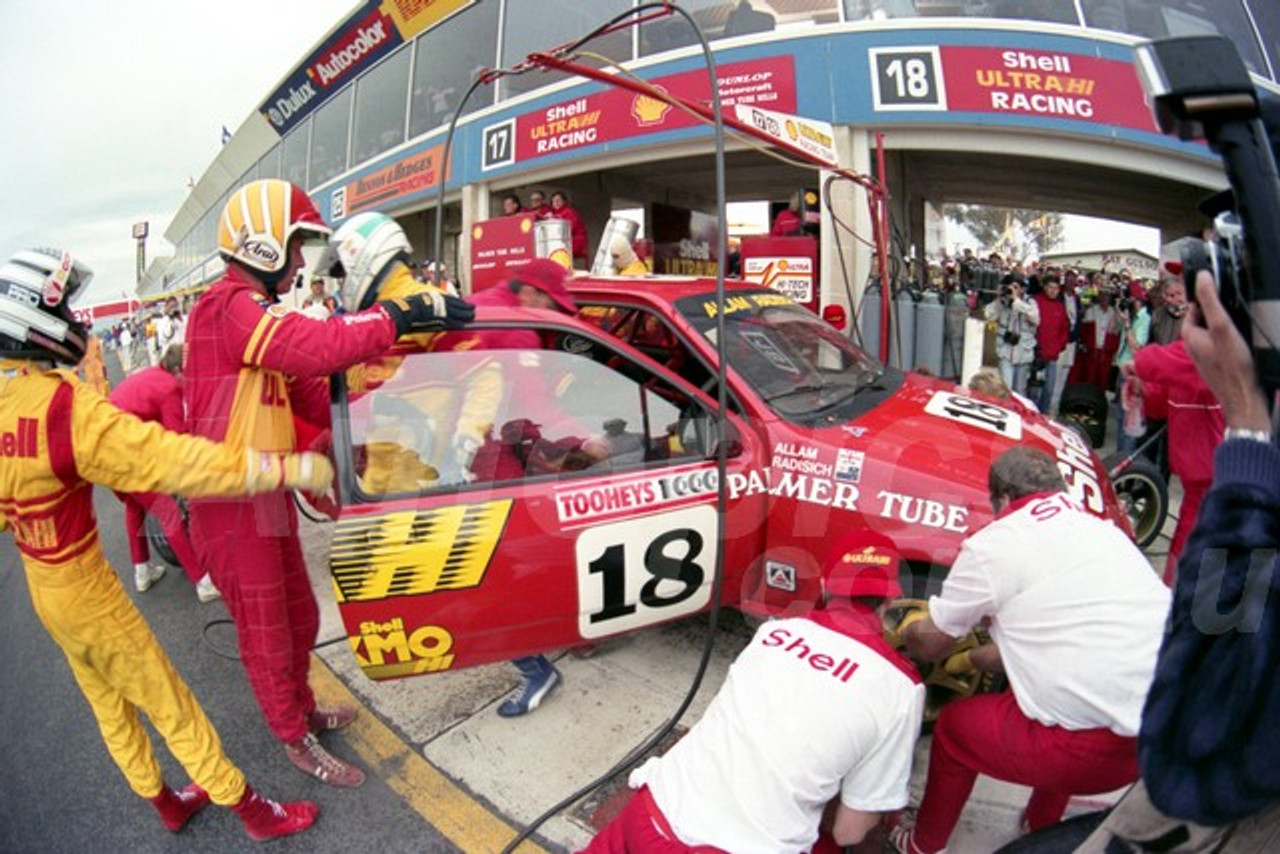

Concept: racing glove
[[941, 631, 984, 676], [378, 291, 475, 336], [942, 648, 978, 677], [246, 451, 335, 494], [886, 606, 929, 647]]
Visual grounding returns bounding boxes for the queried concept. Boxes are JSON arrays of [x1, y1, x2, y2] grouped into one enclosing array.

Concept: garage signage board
[[869, 44, 1159, 133]]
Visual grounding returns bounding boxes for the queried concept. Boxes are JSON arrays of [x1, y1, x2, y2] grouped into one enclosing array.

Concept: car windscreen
[[675, 290, 892, 420]]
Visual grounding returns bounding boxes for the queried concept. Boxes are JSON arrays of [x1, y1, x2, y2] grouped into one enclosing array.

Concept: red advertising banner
[[942, 47, 1157, 132], [333, 144, 448, 219], [469, 214, 537, 292], [482, 57, 795, 172], [868, 45, 1159, 134]]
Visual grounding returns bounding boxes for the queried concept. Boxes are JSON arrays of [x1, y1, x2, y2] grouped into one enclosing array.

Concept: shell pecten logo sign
[[632, 86, 672, 126]]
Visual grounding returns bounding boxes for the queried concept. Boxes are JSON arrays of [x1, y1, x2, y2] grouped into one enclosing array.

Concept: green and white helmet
[[318, 212, 413, 313]]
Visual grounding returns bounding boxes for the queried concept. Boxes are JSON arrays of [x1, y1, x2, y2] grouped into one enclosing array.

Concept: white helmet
[[318, 212, 413, 313], [0, 248, 94, 365]]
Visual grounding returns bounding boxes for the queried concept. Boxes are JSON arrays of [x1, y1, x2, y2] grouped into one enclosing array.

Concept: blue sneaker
[[498, 655, 561, 717]]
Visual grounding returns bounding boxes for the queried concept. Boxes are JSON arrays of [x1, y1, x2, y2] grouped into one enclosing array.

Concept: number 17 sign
[[869, 46, 946, 111]]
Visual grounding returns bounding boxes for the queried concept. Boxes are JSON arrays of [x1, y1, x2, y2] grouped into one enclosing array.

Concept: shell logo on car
[[350, 617, 455, 679]]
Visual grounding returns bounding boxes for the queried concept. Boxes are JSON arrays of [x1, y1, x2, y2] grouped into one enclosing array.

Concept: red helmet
[[218, 179, 330, 277]]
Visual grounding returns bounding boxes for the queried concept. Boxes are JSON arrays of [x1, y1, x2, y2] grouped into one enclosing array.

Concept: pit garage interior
[[463, 125, 1226, 306]]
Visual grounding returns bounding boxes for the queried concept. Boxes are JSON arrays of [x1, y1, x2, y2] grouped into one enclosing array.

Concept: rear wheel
[[1058, 383, 1108, 448], [1104, 453, 1169, 551]]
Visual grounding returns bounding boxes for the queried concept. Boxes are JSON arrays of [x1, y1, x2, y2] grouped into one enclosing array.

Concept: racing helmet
[[217, 179, 330, 292], [0, 247, 93, 365], [318, 212, 413, 313]]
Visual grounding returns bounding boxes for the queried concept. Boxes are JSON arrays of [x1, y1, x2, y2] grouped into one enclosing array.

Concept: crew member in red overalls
[[109, 342, 220, 600], [183, 179, 473, 788], [1124, 339, 1224, 584]]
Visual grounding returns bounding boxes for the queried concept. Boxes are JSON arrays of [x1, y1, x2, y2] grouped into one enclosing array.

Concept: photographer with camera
[[1077, 270, 1279, 853], [984, 273, 1040, 397]]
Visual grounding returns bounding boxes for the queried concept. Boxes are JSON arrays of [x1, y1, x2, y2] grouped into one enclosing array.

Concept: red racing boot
[[307, 703, 357, 732], [149, 782, 210, 832], [285, 732, 366, 787], [231, 785, 318, 841]]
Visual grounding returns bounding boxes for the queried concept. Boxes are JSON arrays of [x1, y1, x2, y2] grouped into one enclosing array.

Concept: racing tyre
[[993, 809, 1111, 853], [1058, 383, 1108, 448], [1104, 453, 1168, 551], [144, 512, 182, 568]]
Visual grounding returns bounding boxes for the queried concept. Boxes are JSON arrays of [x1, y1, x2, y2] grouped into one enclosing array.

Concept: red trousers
[[189, 493, 319, 743], [912, 692, 1138, 853], [1164, 480, 1208, 586], [580, 787, 729, 853], [118, 491, 202, 584], [580, 786, 844, 854]]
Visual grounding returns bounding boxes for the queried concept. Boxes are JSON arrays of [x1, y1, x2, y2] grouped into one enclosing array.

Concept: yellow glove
[[245, 450, 335, 494], [885, 606, 928, 648], [942, 648, 977, 677]]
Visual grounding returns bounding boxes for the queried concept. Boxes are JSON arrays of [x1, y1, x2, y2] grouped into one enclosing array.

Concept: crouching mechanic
[[889, 446, 1170, 854], [581, 533, 925, 853], [0, 248, 334, 840], [183, 180, 473, 789]]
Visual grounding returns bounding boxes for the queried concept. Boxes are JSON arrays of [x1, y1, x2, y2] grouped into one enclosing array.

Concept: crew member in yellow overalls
[[0, 247, 334, 841]]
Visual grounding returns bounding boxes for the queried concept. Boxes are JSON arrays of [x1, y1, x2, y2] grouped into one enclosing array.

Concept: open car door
[[327, 313, 767, 681]]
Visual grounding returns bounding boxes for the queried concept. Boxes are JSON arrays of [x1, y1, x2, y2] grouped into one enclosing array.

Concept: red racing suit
[[0, 360, 302, 806], [183, 266, 397, 743], [109, 365, 202, 580], [1133, 340, 1224, 583]]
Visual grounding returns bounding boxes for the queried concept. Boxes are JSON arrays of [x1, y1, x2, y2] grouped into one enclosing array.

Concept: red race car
[[327, 277, 1126, 683]]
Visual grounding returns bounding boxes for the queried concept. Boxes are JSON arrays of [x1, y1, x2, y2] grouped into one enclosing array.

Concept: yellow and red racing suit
[[0, 360, 301, 805], [183, 266, 398, 743], [346, 266, 501, 490]]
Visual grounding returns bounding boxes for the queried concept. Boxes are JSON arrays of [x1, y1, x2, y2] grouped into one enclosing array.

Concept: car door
[[327, 317, 767, 682]]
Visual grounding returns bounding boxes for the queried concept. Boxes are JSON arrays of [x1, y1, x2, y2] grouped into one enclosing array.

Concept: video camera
[[1136, 35, 1280, 393]]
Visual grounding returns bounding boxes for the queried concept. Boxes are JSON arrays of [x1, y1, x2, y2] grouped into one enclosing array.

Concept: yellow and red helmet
[[217, 179, 331, 275]]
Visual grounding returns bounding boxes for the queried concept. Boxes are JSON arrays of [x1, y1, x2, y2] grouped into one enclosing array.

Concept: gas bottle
[[914, 289, 945, 376], [888, 288, 917, 371], [942, 289, 970, 378], [859, 283, 882, 360]]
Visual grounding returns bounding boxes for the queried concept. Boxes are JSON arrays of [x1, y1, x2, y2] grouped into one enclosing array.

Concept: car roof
[[564, 274, 766, 307]]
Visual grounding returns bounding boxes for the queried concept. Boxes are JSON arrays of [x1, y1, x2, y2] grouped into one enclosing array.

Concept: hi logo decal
[[330, 500, 512, 602]]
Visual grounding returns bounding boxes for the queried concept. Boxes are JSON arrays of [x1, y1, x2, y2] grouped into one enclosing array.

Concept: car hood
[[742, 372, 1127, 569]]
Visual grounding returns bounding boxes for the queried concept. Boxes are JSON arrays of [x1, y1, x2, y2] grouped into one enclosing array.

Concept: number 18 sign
[[869, 46, 946, 111]]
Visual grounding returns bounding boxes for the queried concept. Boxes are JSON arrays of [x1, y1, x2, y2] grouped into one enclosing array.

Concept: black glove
[[378, 292, 475, 335]]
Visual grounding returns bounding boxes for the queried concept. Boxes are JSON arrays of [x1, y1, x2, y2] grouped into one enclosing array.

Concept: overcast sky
[[0, 0, 355, 306]]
